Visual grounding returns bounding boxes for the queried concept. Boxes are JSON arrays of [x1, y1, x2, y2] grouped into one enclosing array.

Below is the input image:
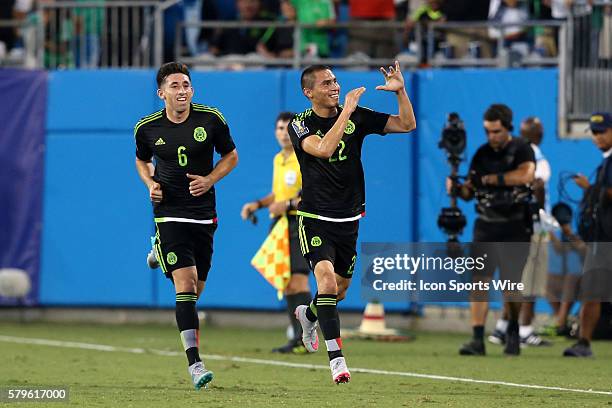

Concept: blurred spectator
[[209, 0, 274, 56], [591, 3, 612, 64], [442, 0, 493, 58], [42, 0, 75, 68], [529, 0, 556, 57], [74, 0, 104, 67], [291, 0, 335, 58], [549, 0, 573, 20], [488, 0, 529, 47], [0, 0, 32, 57], [346, 0, 397, 59], [404, 0, 445, 65], [198, 0, 220, 51], [257, 0, 295, 59], [0, 1, 17, 56], [599, 5, 612, 62]]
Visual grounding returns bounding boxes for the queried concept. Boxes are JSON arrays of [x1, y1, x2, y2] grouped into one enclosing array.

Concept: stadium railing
[[559, 0, 612, 136], [34, 0, 180, 69]]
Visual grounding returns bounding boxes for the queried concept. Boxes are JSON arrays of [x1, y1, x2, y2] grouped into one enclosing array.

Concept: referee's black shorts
[[154, 221, 216, 281], [271, 214, 310, 275], [297, 215, 358, 279]]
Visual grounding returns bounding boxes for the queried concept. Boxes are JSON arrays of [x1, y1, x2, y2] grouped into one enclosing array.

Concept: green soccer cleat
[[189, 362, 214, 390]]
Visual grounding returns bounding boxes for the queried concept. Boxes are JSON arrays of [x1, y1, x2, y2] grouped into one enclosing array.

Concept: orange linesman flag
[[251, 216, 291, 299]]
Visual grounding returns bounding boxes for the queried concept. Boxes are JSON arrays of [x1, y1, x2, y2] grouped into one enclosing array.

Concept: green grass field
[[0, 321, 611, 407]]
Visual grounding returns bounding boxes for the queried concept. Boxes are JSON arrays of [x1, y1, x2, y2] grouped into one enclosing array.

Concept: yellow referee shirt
[[272, 151, 302, 214]]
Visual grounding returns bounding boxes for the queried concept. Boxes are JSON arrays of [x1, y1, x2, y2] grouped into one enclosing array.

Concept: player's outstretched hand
[[187, 173, 213, 197], [376, 60, 405, 93], [344, 87, 366, 114], [149, 182, 163, 203]]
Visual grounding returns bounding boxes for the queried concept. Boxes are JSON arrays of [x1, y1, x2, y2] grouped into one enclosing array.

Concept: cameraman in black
[[451, 104, 536, 356], [563, 112, 612, 357]]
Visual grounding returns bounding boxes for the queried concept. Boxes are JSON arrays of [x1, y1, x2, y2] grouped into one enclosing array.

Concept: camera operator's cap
[[589, 112, 612, 133]]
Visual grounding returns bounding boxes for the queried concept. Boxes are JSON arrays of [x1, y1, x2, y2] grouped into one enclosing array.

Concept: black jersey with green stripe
[[288, 106, 389, 220], [134, 103, 235, 220]]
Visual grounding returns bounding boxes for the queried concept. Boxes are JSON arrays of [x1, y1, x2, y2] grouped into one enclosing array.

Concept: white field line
[[0, 335, 611, 397]]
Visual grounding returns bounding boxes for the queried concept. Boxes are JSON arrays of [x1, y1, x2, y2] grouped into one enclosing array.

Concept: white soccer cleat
[[330, 357, 351, 384], [189, 362, 214, 390], [146, 236, 160, 269], [294, 305, 319, 353]]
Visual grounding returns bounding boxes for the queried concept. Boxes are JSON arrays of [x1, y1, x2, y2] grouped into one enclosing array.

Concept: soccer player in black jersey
[[288, 62, 416, 384], [134, 62, 238, 390]]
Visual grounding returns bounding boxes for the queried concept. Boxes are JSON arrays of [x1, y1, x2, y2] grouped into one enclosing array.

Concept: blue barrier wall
[[39, 68, 603, 311]]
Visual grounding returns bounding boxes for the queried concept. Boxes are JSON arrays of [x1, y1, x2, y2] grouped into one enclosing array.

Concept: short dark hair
[[276, 111, 295, 123], [484, 104, 514, 131], [301, 65, 332, 90], [156, 62, 191, 88], [521, 116, 543, 145]]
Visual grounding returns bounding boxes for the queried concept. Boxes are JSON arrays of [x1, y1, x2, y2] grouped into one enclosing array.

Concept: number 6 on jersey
[[178, 145, 188, 166]]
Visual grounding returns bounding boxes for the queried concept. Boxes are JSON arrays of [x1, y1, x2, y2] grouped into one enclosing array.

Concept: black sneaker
[[272, 339, 307, 354], [521, 332, 552, 347], [504, 330, 520, 356], [563, 341, 593, 357], [459, 339, 486, 356], [487, 329, 506, 345]]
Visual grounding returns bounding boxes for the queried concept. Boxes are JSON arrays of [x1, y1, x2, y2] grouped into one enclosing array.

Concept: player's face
[[158, 73, 193, 113], [309, 70, 340, 109], [592, 128, 612, 152], [484, 120, 510, 150], [275, 119, 292, 149]]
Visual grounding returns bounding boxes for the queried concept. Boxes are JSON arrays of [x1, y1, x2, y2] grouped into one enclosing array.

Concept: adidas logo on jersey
[[155, 138, 165, 146]]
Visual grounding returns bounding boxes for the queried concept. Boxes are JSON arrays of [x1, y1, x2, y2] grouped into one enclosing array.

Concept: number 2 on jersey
[[329, 140, 347, 163], [177, 146, 188, 167]]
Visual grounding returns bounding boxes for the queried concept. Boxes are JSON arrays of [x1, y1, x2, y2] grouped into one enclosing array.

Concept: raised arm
[[377, 61, 416, 133]]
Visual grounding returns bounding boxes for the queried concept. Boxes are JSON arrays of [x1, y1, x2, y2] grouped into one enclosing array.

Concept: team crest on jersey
[[311, 236, 322, 247], [167, 252, 178, 265], [292, 120, 309, 137], [344, 120, 355, 135], [193, 127, 207, 142]]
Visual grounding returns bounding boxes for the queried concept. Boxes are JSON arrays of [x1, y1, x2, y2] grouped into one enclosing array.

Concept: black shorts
[[154, 221, 217, 281], [297, 215, 358, 279], [471, 218, 531, 282], [271, 215, 310, 275]]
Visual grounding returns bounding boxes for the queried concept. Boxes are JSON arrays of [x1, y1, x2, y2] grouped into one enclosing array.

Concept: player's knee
[[315, 263, 337, 294], [174, 275, 197, 293]]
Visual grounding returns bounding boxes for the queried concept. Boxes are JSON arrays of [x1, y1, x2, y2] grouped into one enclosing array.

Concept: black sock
[[176, 292, 201, 366], [316, 294, 343, 361], [286, 291, 312, 342], [473, 325, 485, 341], [507, 320, 519, 334], [305, 292, 318, 322]]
